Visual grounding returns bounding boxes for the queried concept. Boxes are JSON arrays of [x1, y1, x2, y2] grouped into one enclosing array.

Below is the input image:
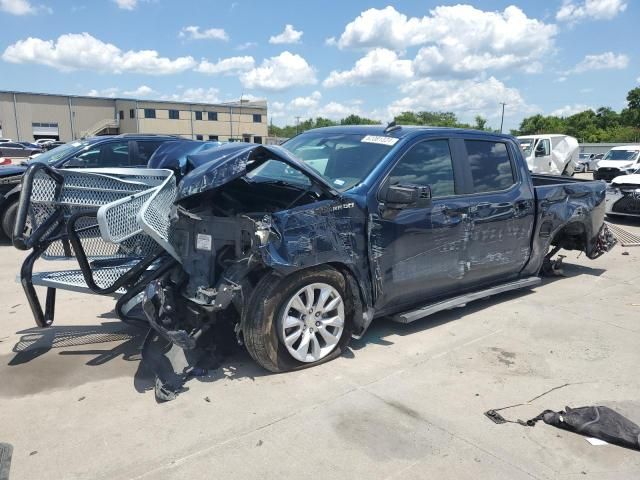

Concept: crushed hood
[[176, 142, 338, 201]]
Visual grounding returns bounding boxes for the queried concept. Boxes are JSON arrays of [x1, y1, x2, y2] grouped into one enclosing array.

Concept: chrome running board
[[392, 276, 541, 324]]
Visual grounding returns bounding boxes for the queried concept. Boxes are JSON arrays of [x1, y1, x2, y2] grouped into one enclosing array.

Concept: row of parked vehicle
[[515, 134, 640, 219], [0, 138, 65, 163]]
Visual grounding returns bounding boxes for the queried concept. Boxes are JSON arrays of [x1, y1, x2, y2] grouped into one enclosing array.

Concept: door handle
[[442, 206, 467, 219]]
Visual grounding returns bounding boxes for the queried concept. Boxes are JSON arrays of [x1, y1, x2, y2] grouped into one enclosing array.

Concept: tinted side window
[[135, 141, 165, 165], [465, 140, 515, 193], [388, 139, 455, 198], [77, 141, 130, 167]]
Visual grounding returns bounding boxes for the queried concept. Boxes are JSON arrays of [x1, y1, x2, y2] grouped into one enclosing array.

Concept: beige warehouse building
[[0, 90, 268, 143]]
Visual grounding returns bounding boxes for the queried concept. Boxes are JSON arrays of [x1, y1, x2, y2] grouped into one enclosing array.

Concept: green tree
[[340, 114, 380, 125], [474, 115, 488, 131]]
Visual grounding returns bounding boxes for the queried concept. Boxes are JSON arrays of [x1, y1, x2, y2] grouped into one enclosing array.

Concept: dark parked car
[[13, 126, 615, 399], [0, 134, 178, 238], [0, 142, 42, 158]]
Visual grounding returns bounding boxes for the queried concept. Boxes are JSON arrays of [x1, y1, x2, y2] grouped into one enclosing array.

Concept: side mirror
[[382, 184, 431, 209], [534, 147, 546, 157]]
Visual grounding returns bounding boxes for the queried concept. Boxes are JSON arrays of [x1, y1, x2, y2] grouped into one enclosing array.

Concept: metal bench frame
[[13, 163, 178, 328]]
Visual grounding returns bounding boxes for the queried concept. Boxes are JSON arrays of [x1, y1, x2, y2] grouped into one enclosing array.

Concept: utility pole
[[295, 116, 301, 135], [499, 102, 507, 133], [238, 92, 244, 141]]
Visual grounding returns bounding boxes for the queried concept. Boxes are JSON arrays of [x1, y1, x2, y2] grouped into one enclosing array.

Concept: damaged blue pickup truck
[[14, 126, 615, 397]]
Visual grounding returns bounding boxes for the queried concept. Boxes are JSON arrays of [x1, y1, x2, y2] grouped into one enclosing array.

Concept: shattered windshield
[[249, 132, 396, 191], [602, 150, 640, 162]]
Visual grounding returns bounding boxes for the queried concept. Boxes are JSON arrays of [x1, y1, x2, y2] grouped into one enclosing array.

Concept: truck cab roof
[[304, 125, 514, 141]]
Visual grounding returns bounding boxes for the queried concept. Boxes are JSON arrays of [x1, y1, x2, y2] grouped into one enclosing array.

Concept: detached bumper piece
[[13, 163, 178, 328]]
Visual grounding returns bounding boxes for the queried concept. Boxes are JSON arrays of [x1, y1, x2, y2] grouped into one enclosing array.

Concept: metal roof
[[0, 90, 267, 109]]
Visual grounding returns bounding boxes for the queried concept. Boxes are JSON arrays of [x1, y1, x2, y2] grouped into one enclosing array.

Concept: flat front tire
[[243, 267, 353, 373]]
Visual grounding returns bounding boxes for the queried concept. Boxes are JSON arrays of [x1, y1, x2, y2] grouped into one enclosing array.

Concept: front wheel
[[1, 200, 18, 239], [243, 267, 353, 373]]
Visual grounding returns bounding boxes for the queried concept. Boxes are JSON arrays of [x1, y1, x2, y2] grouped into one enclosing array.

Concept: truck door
[[531, 137, 552, 174], [369, 138, 469, 313], [457, 138, 535, 289]]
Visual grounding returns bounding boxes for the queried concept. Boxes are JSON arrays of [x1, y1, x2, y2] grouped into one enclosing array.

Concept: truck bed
[[521, 173, 610, 276]]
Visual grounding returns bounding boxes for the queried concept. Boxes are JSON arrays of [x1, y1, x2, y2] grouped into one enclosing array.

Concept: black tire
[[243, 266, 353, 373], [1, 200, 18, 240]]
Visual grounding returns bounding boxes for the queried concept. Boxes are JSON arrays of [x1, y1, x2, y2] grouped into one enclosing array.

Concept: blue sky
[[0, 0, 638, 130]]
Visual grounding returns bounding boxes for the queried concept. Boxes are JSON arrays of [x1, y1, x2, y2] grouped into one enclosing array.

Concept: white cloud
[[161, 87, 220, 104], [289, 91, 322, 109], [179, 26, 229, 41], [114, 0, 136, 10], [323, 48, 413, 87], [123, 85, 156, 97], [333, 5, 556, 76], [556, 0, 627, 23], [0, 0, 35, 14], [2, 32, 196, 75], [568, 52, 629, 74], [84, 85, 224, 104], [269, 24, 303, 44], [387, 76, 534, 122], [550, 104, 593, 116], [195, 56, 255, 75], [236, 42, 258, 51], [86, 87, 120, 98], [241, 51, 316, 91], [316, 101, 360, 119], [269, 92, 369, 124]]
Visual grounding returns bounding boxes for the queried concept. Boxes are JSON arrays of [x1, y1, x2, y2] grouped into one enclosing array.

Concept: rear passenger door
[[457, 137, 535, 289]]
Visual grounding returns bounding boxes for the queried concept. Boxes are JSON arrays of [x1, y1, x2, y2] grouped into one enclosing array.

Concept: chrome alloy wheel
[[278, 282, 345, 363]]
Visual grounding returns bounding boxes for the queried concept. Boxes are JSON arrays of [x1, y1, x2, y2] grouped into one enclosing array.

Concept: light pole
[[295, 116, 301, 135], [499, 102, 507, 133]]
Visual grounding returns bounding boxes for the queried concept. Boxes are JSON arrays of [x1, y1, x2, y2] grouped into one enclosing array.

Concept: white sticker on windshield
[[334, 179, 345, 186], [71, 142, 82, 147], [361, 135, 399, 146]]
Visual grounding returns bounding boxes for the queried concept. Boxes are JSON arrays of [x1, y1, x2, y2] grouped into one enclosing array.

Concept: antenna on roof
[[384, 121, 401, 134]]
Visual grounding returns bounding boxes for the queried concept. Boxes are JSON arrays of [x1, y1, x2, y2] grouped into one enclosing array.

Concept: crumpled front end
[[138, 144, 369, 400]]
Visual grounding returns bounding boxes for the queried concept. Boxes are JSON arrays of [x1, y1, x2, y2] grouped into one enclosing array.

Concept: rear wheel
[[1, 200, 18, 240], [243, 267, 353, 373]]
